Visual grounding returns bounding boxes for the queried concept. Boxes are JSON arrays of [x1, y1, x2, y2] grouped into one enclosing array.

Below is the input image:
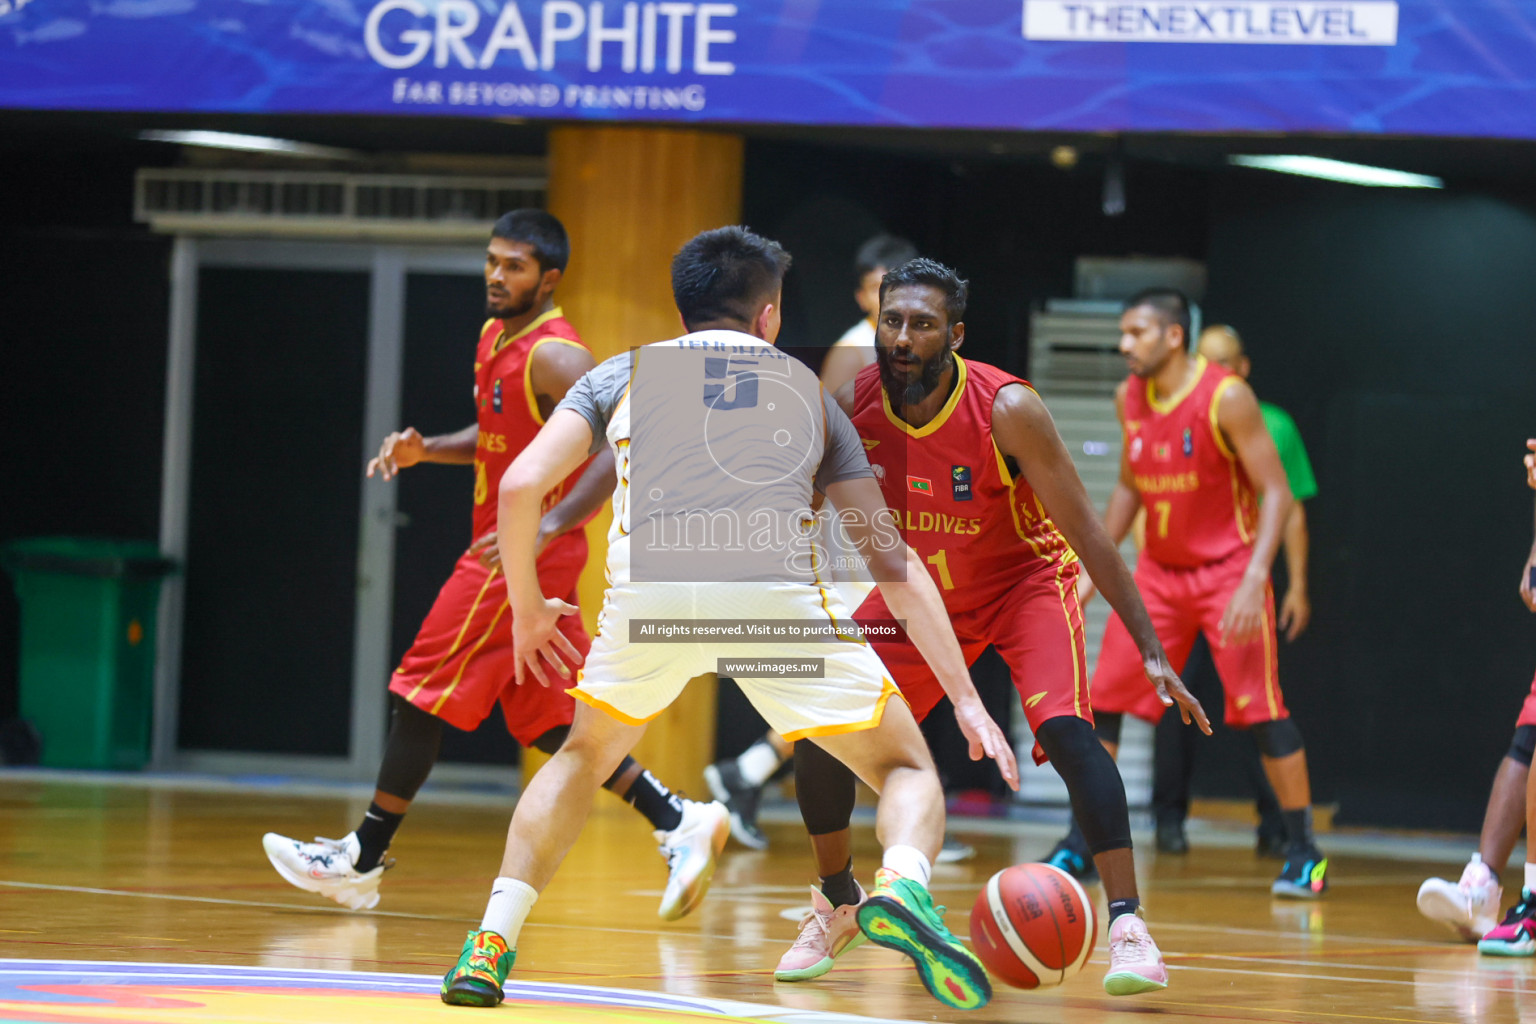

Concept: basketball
[[968, 863, 1096, 989]]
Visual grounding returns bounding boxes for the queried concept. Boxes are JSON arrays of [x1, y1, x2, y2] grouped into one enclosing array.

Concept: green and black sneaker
[[857, 868, 991, 1011], [441, 929, 515, 1007]]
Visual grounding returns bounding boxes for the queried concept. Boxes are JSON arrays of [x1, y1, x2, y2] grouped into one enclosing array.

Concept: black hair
[[854, 234, 919, 279], [671, 226, 792, 330], [878, 257, 969, 326], [490, 209, 570, 273], [1124, 287, 1191, 340]]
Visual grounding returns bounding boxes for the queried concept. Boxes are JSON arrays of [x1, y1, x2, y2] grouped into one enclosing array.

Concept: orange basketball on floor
[[969, 863, 1096, 989]]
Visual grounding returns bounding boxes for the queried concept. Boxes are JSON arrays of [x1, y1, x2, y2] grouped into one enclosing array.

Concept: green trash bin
[[1, 537, 176, 770]]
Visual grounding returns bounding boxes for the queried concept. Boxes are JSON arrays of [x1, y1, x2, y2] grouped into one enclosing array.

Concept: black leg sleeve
[[374, 694, 444, 801], [1037, 716, 1132, 855], [794, 738, 859, 836]]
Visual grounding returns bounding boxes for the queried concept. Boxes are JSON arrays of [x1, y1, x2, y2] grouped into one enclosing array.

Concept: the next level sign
[[1023, 1, 1400, 44]]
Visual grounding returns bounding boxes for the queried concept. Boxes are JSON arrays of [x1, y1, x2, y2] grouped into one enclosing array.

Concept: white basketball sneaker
[[1418, 854, 1502, 942], [262, 831, 387, 911], [654, 799, 729, 921]]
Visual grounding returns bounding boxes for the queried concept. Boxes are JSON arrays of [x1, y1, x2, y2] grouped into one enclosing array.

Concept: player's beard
[[876, 344, 952, 407], [486, 280, 541, 320]]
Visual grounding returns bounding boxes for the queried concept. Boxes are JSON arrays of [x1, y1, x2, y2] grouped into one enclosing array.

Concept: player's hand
[[1278, 587, 1311, 641], [1525, 439, 1536, 490], [468, 531, 501, 572], [367, 427, 427, 480], [953, 696, 1020, 791], [1521, 552, 1536, 613], [1142, 647, 1211, 735], [1220, 576, 1267, 647], [1076, 571, 1098, 606], [512, 597, 583, 687]]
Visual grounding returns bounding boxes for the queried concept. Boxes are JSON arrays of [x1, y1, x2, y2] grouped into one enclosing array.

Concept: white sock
[[480, 877, 538, 947], [1525, 862, 1536, 894], [882, 845, 933, 888], [736, 740, 785, 787]]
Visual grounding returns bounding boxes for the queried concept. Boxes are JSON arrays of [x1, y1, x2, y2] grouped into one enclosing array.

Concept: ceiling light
[[139, 130, 359, 160], [1228, 155, 1442, 189]]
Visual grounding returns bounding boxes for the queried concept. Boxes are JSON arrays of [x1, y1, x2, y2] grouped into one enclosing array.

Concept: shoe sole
[[441, 978, 504, 1006], [659, 808, 730, 921], [1477, 940, 1536, 956], [774, 931, 867, 982], [857, 896, 991, 1010], [1416, 884, 1484, 942], [1271, 881, 1326, 900], [935, 845, 976, 865], [1104, 969, 1169, 996], [261, 835, 381, 911]]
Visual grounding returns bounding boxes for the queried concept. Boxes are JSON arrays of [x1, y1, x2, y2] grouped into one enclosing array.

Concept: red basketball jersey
[[851, 356, 1076, 615], [471, 309, 593, 555], [1122, 355, 1258, 569]]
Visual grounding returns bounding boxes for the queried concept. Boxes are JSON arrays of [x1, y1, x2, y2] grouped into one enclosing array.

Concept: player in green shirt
[[1148, 325, 1318, 856]]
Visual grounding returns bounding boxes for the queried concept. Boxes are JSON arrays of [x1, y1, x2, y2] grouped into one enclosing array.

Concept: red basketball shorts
[[1090, 547, 1286, 728], [1517, 670, 1536, 728], [854, 563, 1091, 765], [388, 548, 590, 745]]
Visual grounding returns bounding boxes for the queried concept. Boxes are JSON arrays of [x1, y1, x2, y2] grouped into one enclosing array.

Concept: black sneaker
[[703, 760, 768, 850], [1043, 838, 1099, 884], [1155, 819, 1189, 855], [1271, 846, 1328, 899]]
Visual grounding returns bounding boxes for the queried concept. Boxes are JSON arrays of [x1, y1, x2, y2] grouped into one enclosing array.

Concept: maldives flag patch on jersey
[[907, 476, 933, 495]]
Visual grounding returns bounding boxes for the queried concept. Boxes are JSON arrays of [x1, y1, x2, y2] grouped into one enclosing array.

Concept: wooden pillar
[[525, 125, 744, 795]]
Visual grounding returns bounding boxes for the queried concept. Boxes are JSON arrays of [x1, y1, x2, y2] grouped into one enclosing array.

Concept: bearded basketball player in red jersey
[[262, 210, 726, 917], [773, 259, 1210, 996], [1051, 287, 1328, 899]]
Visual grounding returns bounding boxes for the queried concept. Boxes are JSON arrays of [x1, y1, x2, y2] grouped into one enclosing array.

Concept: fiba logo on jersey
[[870, 462, 887, 483], [493, 378, 503, 413], [952, 465, 973, 501], [1182, 427, 1193, 457], [1130, 436, 1143, 461]]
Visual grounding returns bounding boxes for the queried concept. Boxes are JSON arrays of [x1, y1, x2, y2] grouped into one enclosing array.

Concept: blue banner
[[3, 0, 1536, 138]]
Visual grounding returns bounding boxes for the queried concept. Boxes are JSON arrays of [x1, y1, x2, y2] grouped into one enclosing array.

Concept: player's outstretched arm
[[498, 409, 593, 687], [824, 476, 1020, 790], [366, 423, 478, 479], [1278, 501, 1312, 640], [990, 384, 1210, 734], [1216, 379, 1293, 645]]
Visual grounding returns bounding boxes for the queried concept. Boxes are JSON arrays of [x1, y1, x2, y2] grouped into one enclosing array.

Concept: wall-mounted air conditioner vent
[[134, 169, 546, 240]]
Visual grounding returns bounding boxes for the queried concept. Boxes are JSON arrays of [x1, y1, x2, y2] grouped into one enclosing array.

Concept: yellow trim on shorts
[[779, 678, 903, 742], [405, 566, 500, 702], [430, 600, 508, 715], [567, 684, 665, 726]]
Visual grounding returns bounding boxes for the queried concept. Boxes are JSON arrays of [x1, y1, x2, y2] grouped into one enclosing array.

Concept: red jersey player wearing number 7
[[1058, 288, 1329, 899], [775, 259, 1210, 997]]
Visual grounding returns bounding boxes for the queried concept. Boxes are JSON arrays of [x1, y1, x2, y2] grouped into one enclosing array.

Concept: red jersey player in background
[[1417, 441, 1536, 952], [772, 259, 1208, 996], [1050, 287, 1328, 899], [262, 210, 726, 918]]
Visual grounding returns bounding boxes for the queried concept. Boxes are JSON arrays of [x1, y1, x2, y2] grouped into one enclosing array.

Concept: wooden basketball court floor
[[1, 774, 1532, 1024]]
